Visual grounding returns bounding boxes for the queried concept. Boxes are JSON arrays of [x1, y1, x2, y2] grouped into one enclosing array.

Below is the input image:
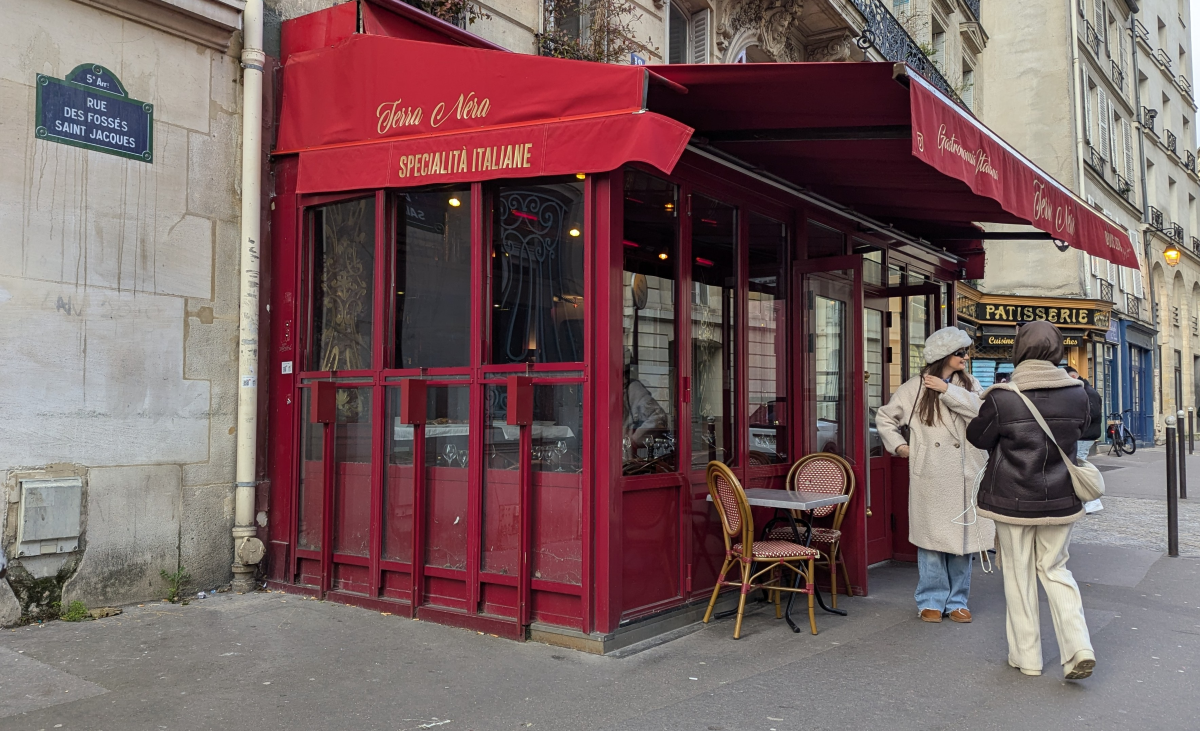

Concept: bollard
[[1190, 407, 1195, 455], [1166, 416, 1180, 558], [1180, 410, 1189, 500]]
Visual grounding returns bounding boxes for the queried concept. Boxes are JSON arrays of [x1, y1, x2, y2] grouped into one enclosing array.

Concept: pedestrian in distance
[[1064, 366, 1103, 461], [966, 321, 1096, 680], [876, 326, 994, 624]]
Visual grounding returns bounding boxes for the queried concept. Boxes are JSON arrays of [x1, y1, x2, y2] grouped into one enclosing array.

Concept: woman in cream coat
[[876, 327, 994, 623]]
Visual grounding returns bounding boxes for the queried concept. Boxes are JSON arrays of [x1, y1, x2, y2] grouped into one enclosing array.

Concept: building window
[[690, 194, 738, 469], [309, 196, 376, 372], [490, 179, 586, 364], [669, 3, 689, 63], [961, 63, 975, 110], [622, 170, 679, 475]]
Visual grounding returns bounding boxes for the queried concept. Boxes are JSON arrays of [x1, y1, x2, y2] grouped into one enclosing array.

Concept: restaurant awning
[[274, 33, 1138, 270], [647, 62, 1140, 269], [274, 35, 694, 195]]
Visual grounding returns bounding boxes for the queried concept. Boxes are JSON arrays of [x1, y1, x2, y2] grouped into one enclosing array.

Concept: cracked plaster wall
[[0, 0, 242, 615]]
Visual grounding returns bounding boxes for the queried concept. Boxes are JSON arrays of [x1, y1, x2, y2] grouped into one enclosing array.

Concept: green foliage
[[160, 567, 190, 603], [537, 0, 656, 64], [59, 600, 89, 622], [408, 0, 490, 26]]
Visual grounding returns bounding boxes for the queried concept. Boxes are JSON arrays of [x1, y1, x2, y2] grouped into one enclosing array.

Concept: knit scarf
[[983, 360, 1082, 397]]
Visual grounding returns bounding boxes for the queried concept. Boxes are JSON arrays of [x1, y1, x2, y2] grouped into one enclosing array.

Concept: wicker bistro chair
[[765, 453, 856, 608], [702, 461, 820, 638]]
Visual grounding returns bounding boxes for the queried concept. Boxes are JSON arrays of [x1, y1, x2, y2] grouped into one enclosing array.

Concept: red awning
[[647, 62, 1139, 269], [275, 34, 693, 193]]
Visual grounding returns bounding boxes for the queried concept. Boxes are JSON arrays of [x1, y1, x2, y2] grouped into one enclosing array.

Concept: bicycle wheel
[[1122, 432, 1137, 454], [1107, 428, 1125, 455]]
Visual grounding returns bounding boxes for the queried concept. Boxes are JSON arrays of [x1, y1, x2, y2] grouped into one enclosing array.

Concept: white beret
[[924, 326, 974, 364]]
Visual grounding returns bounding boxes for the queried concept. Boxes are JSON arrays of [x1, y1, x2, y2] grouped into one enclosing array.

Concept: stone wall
[[0, 0, 244, 621]]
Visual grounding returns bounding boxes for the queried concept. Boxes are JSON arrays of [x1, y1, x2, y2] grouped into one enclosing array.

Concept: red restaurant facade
[[261, 4, 1139, 652]]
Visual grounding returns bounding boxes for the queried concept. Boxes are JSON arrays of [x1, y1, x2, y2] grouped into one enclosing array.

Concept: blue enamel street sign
[[35, 64, 153, 163]]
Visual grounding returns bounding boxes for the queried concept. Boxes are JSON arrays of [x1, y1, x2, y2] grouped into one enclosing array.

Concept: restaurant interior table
[[708, 488, 850, 633]]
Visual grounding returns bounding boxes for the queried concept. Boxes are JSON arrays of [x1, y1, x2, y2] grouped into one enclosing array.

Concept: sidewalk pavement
[[2, 546, 1197, 731], [1077, 446, 1200, 556]]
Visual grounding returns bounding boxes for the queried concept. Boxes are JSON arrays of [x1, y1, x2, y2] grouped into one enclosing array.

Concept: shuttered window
[[1097, 86, 1110, 159], [1083, 68, 1094, 144], [1109, 101, 1119, 171], [1123, 118, 1135, 181], [690, 9, 709, 64]]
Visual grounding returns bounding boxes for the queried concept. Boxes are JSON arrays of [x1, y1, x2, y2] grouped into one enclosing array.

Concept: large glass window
[[622, 171, 679, 475], [491, 180, 586, 364], [747, 214, 787, 466], [807, 221, 844, 259], [668, 4, 689, 63], [908, 294, 929, 375], [424, 386, 471, 570], [333, 387, 373, 558], [297, 389, 324, 552], [394, 188, 472, 369], [814, 295, 847, 456], [383, 387, 417, 564], [691, 194, 737, 469], [310, 197, 376, 371]]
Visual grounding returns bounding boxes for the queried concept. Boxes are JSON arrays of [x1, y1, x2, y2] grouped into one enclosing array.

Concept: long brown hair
[[917, 355, 975, 427]]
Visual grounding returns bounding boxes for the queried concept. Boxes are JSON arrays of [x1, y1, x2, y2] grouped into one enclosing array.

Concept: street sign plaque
[[35, 63, 153, 163]]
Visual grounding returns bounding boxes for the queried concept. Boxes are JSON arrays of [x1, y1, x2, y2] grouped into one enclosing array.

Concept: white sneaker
[[1008, 659, 1041, 676], [1065, 651, 1096, 680]]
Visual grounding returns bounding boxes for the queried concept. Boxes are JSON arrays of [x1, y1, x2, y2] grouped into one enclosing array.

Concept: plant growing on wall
[[537, 0, 657, 63], [405, 0, 490, 26]]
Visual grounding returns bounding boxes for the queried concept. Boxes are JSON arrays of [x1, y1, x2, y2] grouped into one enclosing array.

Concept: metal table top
[[706, 488, 849, 511]]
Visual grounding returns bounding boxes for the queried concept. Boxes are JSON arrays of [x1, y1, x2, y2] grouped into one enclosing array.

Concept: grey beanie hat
[[923, 326, 974, 364]]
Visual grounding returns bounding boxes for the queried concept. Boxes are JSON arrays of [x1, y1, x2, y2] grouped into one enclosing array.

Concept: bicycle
[[1106, 409, 1137, 456]]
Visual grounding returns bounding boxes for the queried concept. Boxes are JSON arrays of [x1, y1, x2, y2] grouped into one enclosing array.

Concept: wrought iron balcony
[[1082, 20, 1101, 57], [849, 0, 965, 109], [1155, 47, 1173, 72], [1086, 145, 1105, 173], [963, 0, 980, 22], [1127, 293, 1141, 319], [1192, 315, 1198, 337], [1187, 151, 1197, 173], [1150, 205, 1164, 229], [1116, 173, 1133, 200], [1142, 106, 1158, 133], [1173, 305, 1181, 327], [1170, 223, 1185, 243], [1134, 19, 1151, 45], [1192, 236, 1200, 255], [1166, 129, 1178, 154], [1099, 279, 1114, 302], [1111, 60, 1125, 91]]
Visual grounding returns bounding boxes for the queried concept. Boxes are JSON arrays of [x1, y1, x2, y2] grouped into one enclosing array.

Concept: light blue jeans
[[915, 548, 973, 613], [1076, 439, 1095, 461]]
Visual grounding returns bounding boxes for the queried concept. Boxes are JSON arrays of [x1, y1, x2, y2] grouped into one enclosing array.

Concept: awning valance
[[275, 35, 693, 193]]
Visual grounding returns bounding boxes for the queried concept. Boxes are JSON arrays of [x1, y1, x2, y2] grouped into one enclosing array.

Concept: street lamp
[[1164, 241, 1182, 266]]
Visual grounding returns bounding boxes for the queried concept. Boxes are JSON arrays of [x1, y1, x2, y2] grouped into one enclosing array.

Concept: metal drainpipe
[[232, 0, 266, 592], [1130, 10, 1160, 443]]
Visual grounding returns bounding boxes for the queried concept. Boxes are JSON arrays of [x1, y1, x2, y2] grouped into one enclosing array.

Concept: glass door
[[796, 254, 865, 595], [863, 295, 890, 565]]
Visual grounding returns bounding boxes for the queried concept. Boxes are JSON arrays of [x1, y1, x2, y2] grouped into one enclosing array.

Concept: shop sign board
[[35, 64, 153, 163], [981, 330, 1085, 348], [972, 303, 1109, 329]]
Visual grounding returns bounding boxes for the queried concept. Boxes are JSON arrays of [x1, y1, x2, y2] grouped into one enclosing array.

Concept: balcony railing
[[1155, 47, 1173, 72], [849, 0, 965, 108], [1111, 60, 1125, 91], [1186, 151, 1197, 173], [1087, 145, 1105, 173], [1116, 173, 1133, 200], [1082, 20, 1102, 57], [1134, 19, 1151, 45], [1180, 75, 1195, 101], [1099, 279, 1114, 302], [1127, 294, 1141, 319], [1142, 106, 1158, 133], [963, 0, 980, 22], [1166, 129, 1178, 154], [1173, 306, 1181, 328], [1192, 236, 1200, 255], [1150, 206, 1164, 229], [1170, 223, 1185, 243], [1192, 315, 1198, 337]]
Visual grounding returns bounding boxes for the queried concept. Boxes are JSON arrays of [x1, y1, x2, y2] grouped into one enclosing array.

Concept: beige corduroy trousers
[[995, 522, 1094, 673]]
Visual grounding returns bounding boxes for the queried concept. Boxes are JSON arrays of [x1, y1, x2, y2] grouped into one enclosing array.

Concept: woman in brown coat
[[966, 321, 1095, 680]]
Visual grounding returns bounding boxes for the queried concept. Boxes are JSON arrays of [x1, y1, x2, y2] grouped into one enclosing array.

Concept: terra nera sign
[[35, 64, 152, 163]]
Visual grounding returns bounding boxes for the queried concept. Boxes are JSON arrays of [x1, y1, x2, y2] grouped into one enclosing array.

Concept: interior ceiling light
[[576, 173, 586, 180], [658, 251, 669, 260], [569, 227, 581, 237], [448, 197, 461, 207]]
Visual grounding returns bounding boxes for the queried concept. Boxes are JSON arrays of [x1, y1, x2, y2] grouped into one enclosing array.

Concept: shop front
[[956, 285, 1114, 388], [261, 9, 1140, 651]]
